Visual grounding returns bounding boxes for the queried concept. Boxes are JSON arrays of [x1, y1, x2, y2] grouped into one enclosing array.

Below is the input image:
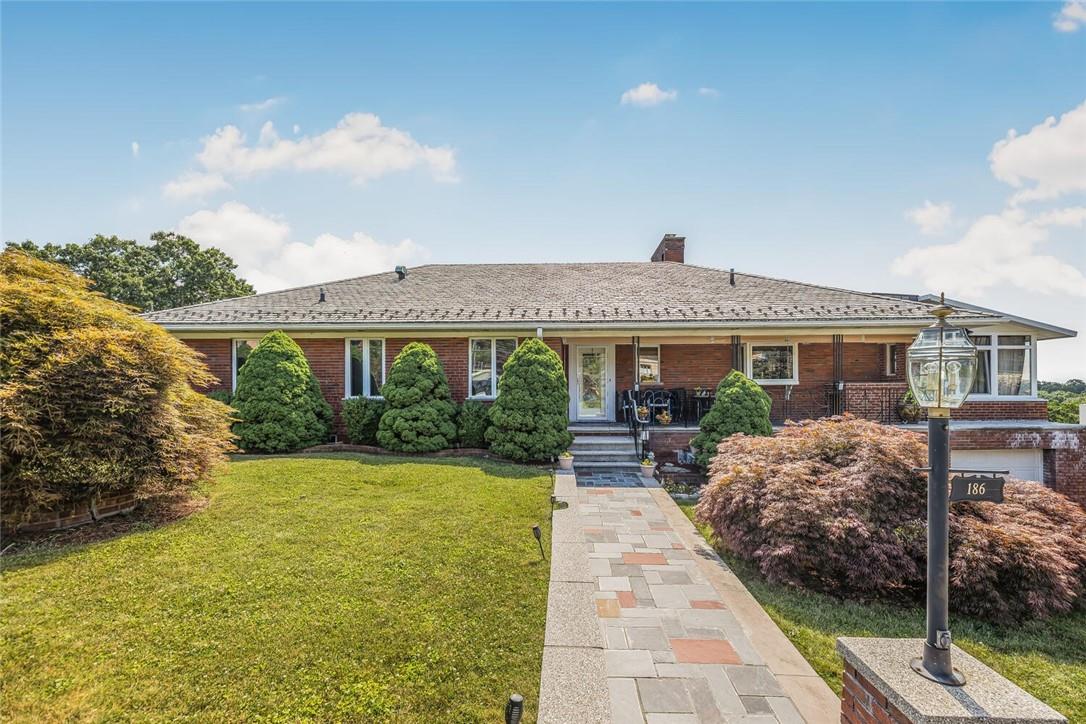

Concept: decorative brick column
[[837, 637, 1065, 724]]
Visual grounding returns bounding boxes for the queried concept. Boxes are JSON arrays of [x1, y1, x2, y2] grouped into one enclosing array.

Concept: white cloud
[[176, 202, 290, 268], [1054, 1, 1086, 31], [895, 100, 1086, 304], [162, 171, 233, 200], [239, 96, 286, 112], [697, 87, 719, 98], [175, 202, 427, 292], [292, 124, 300, 134], [166, 112, 456, 195], [620, 83, 678, 107], [131, 141, 140, 158], [905, 200, 954, 235], [989, 99, 1086, 204], [893, 207, 1086, 298]]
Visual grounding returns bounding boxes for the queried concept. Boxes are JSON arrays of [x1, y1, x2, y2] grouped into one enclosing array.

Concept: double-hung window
[[346, 339, 385, 398], [638, 345, 661, 384], [747, 343, 798, 385], [885, 343, 900, 377], [970, 334, 1033, 397], [232, 338, 262, 391], [470, 338, 517, 397]]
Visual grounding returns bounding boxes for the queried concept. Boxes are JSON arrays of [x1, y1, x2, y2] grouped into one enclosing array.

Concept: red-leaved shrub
[[695, 415, 1086, 622]]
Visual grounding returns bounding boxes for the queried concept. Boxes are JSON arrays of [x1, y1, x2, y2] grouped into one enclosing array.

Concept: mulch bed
[[2, 495, 209, 557]]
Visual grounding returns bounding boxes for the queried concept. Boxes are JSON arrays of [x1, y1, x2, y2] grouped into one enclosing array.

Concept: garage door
[[951, 449, 1043, 482]]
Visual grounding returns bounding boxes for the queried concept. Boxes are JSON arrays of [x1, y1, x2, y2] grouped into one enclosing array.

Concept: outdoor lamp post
[[905, 295, 978, 686]]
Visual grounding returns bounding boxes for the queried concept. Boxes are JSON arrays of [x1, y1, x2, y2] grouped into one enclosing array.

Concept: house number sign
[[949, 474, 1005, 503]]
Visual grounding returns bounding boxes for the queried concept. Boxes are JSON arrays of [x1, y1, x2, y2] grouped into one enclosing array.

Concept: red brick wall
[[386, 338, 471, 401], [841, 660, 908, 724], [296, 339, 346, 437], [181, 339, 232, 392], [945, 426, 1086, 505]]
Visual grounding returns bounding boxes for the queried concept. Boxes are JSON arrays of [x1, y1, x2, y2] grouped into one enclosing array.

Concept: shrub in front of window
[[0, 250, 234, 528], [458, 400, 491, 449], [232, 331, 333, 453], [695, 415, 1086, 622], [342, 397, 387, 446], [376, 342, 458, 452], [207, 389, 234, 407], [486, 338, 573, 461], [690, 370, 772, 470]]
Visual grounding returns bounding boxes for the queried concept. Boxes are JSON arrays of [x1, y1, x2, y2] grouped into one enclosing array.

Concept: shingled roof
[[142, 262, 997, 329]]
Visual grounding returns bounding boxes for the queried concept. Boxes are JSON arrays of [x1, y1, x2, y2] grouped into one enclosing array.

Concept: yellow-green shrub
[[0, 250, 234, 528]]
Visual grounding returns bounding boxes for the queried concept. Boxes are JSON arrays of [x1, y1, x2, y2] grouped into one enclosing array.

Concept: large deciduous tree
[[7, 232, 254, 311], [0, 250, 235, 528]]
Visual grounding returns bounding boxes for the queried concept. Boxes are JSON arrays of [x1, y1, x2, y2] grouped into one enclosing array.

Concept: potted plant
[[558, 450, 574, 470], [655, 410, 672, 426], [897, 389, 923, 423], [636, 405, 650, 424], [640, 457, 656, 478]]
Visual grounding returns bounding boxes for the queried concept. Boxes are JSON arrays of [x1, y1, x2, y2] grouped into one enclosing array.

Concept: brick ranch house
[[143, 235, 1085, 505]]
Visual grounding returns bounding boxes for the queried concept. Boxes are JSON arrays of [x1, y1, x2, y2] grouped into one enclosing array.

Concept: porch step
[[571, 451, 639, 464], [573, 460, 643, 471], [569, 436, 635, 453], [568, 423, 629, 435]]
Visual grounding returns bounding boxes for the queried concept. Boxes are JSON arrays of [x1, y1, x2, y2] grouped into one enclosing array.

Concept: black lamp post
[[905, 296, 978, 686]]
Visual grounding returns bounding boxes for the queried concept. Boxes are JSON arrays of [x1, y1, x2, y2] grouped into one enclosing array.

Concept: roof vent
[[318, 287, 326, 303], [729, 269, 735, 286], [395, 265, 408, 280]]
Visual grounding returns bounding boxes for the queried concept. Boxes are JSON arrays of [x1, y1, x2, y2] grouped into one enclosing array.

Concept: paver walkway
[[539, 471, 838, 724]]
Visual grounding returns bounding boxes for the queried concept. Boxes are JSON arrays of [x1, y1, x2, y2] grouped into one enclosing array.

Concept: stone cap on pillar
[[836, 637, 1066, 724]]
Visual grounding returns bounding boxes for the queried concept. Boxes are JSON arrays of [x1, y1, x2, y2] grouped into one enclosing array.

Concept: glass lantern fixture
[[906, 300, 978, 410]]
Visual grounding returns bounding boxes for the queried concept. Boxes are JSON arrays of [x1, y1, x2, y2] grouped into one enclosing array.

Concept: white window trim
[[638, 344, 662, 385], [344, 338, 386, 399], [231, 338, 261, 392], [884, 343, 898, 377], [744, 342, 799, 385], [469, 337, 517, 399], [967, 334, 1038, 401]]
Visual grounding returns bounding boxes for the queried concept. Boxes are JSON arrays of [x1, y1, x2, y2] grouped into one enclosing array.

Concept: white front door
[[573, 345, 613, 420]]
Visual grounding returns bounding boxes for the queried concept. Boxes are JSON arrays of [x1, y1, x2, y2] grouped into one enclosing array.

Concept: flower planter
[[558, 456, 574, 470], [640, 464, 656, 478]]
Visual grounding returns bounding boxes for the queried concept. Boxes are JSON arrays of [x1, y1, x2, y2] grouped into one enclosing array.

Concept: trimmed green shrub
[[0, 250, 234, 527], [690, 370, 772, 469], [486, 338, 573, 462], [695, 415, 1086, 622], [458, 400, 491, 448], [207, 389, 234, 406], [376, 342, 457, 452], [342, 396, 387, 446], [232, 331, 332, 452]]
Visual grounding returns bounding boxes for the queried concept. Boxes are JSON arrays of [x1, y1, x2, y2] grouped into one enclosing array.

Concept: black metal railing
[[615, 382, 913, 430]]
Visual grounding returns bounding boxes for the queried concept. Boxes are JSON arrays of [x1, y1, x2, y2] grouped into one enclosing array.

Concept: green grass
[[2, 454, 554, 723], [677, 503, 1086, 722]]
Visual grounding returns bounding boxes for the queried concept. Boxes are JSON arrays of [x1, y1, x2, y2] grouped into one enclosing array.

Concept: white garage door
[[951, 449, 1043, 482]]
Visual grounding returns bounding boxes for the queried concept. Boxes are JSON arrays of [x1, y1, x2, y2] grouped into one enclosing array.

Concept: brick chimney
[[650, 233, 685, 263]]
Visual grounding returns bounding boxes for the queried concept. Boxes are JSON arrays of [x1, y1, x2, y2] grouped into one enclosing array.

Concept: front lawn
[[678, 503, 1086, 722], [2, 454, 553, 722]]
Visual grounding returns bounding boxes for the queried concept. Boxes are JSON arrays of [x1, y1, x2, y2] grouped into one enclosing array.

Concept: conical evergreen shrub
[[486, 338, 573, 462], [376, 342, 457, 452], [232, 331, 332, 452], [691, 370, 772, 469]]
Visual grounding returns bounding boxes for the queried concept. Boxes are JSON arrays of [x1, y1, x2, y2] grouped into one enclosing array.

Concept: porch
[[563, 335, 912, 428]]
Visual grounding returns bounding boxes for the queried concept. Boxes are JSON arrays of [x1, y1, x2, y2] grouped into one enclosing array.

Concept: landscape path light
[[905, 294, 978, 686]]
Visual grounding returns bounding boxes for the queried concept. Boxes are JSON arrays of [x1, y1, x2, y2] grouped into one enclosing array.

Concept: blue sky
[[3, 2, 1084, 378]]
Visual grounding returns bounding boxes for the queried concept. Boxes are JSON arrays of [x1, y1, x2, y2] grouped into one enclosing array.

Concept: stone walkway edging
[[539, 471, 840, 723], [649, 488, 839, 724]]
